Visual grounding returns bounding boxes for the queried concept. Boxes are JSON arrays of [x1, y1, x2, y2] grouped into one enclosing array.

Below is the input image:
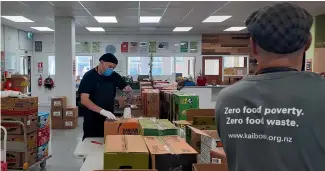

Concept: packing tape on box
[[149, 118, 169, 136]]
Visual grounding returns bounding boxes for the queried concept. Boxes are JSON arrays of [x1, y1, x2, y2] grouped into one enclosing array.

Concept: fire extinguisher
[[38, 75, 43, 87]]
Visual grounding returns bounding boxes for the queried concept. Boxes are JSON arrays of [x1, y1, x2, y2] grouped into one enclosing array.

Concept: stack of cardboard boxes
[[1, 96, 38, 169], [51, 96, 78, 129], [103, 118, 199, 171], [37, 112, 51, 161]]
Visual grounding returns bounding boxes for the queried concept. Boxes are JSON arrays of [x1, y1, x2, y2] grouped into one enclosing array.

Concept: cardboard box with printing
[[186, 126, 211, 153], [37, 143, 49, 161], [104, 135, 149, 170], [38, 112, 50, 129], [51, 108, 63, 118], [144, 136, 198, 171], [201, 130, 222, 163], [37, 126, 50, 146], [1, 96, 38, 115], [193, 164, 228, 171], [1, 114, 38, 134], [173, 94, 199, 120], [63, 118, 78, 129], [63, 106, 78, 119], [6, 131, 37, 150], [210, 147, 227, 164], [51, 96, 67, 109], [139, 119, 178, 136], [104, 118, 139, 137], [142, 89, 160, 118], [185, 109, 216, 130], [6, 148, 37, 169]]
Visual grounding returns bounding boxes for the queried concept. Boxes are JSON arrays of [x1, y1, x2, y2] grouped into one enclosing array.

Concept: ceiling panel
[[1, 1, 325, 34]]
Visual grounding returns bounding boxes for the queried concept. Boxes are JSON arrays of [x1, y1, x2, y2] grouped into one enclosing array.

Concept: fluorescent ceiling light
[[224, 27, 246, 31], [202, 16, 232, 23], [85, 27, 105, 32], [2, 16, 34, 22], [173, 27, 193, 32], [140, 16, 161, 23], [94, 16, 117, 23], [31, 27, 54, 31]]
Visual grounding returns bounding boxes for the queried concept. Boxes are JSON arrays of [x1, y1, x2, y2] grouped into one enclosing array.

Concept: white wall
[[1, 25, 33, 73], [32, 33, 202, 105]]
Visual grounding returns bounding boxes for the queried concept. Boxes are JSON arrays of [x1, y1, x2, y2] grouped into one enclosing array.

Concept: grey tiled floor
[[34, 118, 84, 171]]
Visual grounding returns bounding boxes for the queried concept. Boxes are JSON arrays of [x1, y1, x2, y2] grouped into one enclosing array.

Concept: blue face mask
[[103, 68, 114, 76]]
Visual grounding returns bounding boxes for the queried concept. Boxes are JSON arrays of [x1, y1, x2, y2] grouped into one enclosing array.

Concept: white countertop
[[74, 138, 104, 159], [79, 152, 103, 171]]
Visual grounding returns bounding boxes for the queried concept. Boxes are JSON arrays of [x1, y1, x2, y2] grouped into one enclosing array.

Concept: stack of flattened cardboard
[[104, 135, 149, 170], [1, 96, 38, 169], [139, 119, 178, 136], [144, 136, 198, 171]]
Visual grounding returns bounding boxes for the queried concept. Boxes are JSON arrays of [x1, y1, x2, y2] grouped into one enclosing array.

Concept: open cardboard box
[[104, 135, 149, 170], [144, 136, 197, 171], [193, 164, 228, 171]]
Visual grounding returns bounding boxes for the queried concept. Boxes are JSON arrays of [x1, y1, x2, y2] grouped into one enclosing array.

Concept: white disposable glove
[[100, 109, 116, 120]]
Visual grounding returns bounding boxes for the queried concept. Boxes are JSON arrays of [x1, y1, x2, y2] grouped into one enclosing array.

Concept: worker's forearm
[[81, 99, 102, 113]]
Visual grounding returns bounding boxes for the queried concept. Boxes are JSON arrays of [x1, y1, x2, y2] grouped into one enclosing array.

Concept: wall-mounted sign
[[149, 41, 156, 53], [190, 41, 198, 53], [180, 41, 189, 52], [38, 62, 43, 73], [130, 42, 139, 53], [35, 41, 42, 52], [121, 42, 128, 53]]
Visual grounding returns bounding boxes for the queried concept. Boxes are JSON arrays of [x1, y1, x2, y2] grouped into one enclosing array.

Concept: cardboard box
[[173, 94, 199, 120], [63, 106, 78, 119], [186, 126, 211, 153], [1, 97, 38, 115], [1, 114, 38, 134], [6, 131, 37, 150], [6, 148, 37, 169], [186, 109, 216, 130], [38, 112, 50, 129], [144, 136, 198, 171], [201, 130, 222, 163], [37, 126, 50, 146], [104, 118, 139, 137], [51, 118, 64, 129], [131, 106, 145, 117], [210, 148, 227, 164], [51, 108, 63, 118], [173, 120, 191, 129], [104, 135, 149, 170], [139, 119, 178, 136], [193, 164, 228, 171], [142, 89, 160, 118], [63, 117, 78, 129], [51, 96, 67, 109], [37, 143, 49, 161]]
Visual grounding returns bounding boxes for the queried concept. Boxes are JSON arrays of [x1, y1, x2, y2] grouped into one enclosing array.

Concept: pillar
[[54, 17, 76, 106]]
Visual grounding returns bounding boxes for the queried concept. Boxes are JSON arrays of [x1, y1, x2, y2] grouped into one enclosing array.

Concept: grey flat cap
[[245, 2, 313, 54]]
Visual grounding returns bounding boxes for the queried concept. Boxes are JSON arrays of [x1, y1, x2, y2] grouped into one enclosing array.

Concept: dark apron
[[82, 75, 116, 140]]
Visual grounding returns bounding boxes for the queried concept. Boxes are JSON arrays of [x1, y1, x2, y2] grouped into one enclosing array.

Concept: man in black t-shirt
[[78, 53, 132, 140]]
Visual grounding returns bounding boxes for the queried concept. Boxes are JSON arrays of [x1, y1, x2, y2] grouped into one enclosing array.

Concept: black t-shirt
[[78, 68, 127, 135]]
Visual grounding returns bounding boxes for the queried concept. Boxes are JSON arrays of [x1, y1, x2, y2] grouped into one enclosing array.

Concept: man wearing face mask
[[215, 2, 325, 171], [78, 53, 132, 140]]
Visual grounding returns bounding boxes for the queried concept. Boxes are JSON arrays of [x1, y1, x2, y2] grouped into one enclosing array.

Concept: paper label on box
[[66, 111, 73, 116], [65, 121, 73, 127], [54, 101, 61, 106], [53, 111, 61, 117], [27, 120, 31, 126]]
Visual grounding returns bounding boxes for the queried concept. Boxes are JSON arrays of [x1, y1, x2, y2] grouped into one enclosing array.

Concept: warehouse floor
[[35, 118, 84, 171]]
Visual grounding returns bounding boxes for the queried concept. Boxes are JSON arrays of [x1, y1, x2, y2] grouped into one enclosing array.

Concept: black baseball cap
[[99, 53, 118, 65]]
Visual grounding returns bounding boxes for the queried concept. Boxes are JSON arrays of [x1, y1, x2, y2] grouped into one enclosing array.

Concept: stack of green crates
[[173, 93, 199, 120], [139, 119, 178, 136]]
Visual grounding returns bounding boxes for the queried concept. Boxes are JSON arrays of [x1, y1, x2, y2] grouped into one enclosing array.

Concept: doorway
[[19, 55, 32, 92], [202, 56, 223, 85]]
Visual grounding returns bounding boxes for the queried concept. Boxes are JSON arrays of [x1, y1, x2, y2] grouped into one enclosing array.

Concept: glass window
[[224, 56, 245, 68], [205, 59, 220, 75], [76, 56, 92, 79], [128, 57, 173, 76], [173, 57, 195, 77], [48, 56, 55, 75]]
